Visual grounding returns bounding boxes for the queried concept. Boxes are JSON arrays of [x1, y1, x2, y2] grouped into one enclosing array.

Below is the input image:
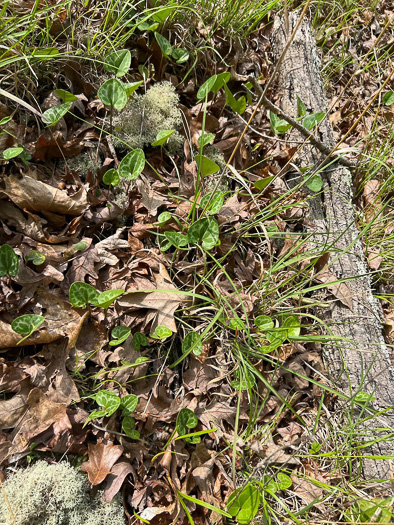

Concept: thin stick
[[249, 77, 355, 168]]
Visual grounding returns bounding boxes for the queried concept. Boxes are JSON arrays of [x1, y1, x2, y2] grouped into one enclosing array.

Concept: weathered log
[[271, 14, 394, 480]]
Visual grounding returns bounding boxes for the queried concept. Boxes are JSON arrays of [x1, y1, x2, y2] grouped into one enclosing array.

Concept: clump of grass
[[0, 461, 125, 525], [112, 81, 184, 153]]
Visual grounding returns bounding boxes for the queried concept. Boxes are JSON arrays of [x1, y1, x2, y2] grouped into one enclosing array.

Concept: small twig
[[249, 77, 356, 168]]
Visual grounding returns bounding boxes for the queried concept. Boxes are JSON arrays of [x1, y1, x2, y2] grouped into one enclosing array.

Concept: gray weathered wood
[[271, 14, 394, 480]]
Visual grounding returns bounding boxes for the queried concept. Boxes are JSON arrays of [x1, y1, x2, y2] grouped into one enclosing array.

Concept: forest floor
[[0, 0, 393, 524]]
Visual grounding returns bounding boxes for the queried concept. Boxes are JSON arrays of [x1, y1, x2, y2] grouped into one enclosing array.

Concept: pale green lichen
[[112, 81, 184, 153], [0, 461, 125, 525]]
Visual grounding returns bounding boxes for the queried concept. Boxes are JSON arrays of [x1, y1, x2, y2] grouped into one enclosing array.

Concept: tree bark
[[271, 14, 394, 480]]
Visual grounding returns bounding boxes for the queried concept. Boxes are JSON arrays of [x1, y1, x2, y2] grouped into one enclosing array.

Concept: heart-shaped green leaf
[[151, 129, 175, 147], [42, 102, 72, 126], [270, 111, 292, 134], [119, 149, 145, 180], [283, 315, 300, 338], [93, 289, 124, 309], [197, 133, 215, 148], [98, 78, 127, 110], [11, 314, 45, 345], [227, 484, 260, 525], [150, 325, 172, 339], [109, 325, 131, 346], [383, 91, 394, 105], [69, 282, 100, 308], [171, 48, 189, 64], [182, 332, 203, 356], [254, 176, 274, 191], [25, 250, 46, 265], [196, 155, 220, 177], [276, 473, 292, 490], [224, 84, 246, 115], [95, 390, 121, 416], [197, 75, 218, 100], [0, 244, 19, 276], [158, 211, 172, 225], [124, 80, 143, 98], [200, 191, 224, 215], [104, 49, 131, 77], [303, 112, 325, 131], [304, 174, 323, 192], [120, 394, 138, 415], [164, 231, 189, 248], [211, 72, 231, 94], [188, 217, 219, 250], [154, 32, 172, 57], [176, 408, 198, 436], [133, 332, 149, 351], [103, 168, 119, 187], [54, 89, 78, 103], [2, 146, 24, 160], [255, 315, 274, 331], [122, 416, 140, 439]]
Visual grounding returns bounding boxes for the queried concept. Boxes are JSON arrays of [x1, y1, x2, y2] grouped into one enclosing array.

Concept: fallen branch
[[272, 13, 394, 480], [249, 77, 355, 168]]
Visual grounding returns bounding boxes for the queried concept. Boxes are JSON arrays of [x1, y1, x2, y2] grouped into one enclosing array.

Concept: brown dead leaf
[[0, 289, 84, 348], [314, 269, 353, 309], [0, 379, 31, 429], [290, 474, 323, 505], [4, 173, 88, 216], [103, 460, 134, 503], [81, 442, 124, 485], [11, 388, 72, 451], [119, 264, 190, 333], [32, 131, 85, 161]]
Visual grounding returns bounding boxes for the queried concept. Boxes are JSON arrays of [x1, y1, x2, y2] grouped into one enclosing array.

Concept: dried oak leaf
[[81, 442, 124, 485], [4, 173, 88, 216], [119, 264, 190, 333], [103, 460, 134, 503], [314, 269, 353, 309]]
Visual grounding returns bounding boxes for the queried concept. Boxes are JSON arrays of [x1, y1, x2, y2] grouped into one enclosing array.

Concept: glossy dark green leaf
[[196, 155, 220, 177], [95, 390, 120, 416], [0, 244, 19, 276], [109, 325, 131, 346], [154, 32, 172, 57], [224, 84, 246, 115], [254, 176, 274, 191], [197, 75, 218, 101], [42, 102, 72, 126], [182, 332, 203, 356], [133, 332, 149, 351], [303, 112, 325, 131], [54, 89, 78, 103], [164, 231, 189, 248], [151, 129, 175, 147], [120, 394, 138, 415], [2, 146, 24, 160], [93, 289, 124, 309], [98, 78, 127, 110], [383, 91, 394, 105], [69, 282, 100, 308], [200, 191, 224, 215], [103, 168, 120, 187], [197, 133, 215, 148], [124, 80, 143, 98], [119, 149, 145, 180], [104, 49, 131, 77]]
